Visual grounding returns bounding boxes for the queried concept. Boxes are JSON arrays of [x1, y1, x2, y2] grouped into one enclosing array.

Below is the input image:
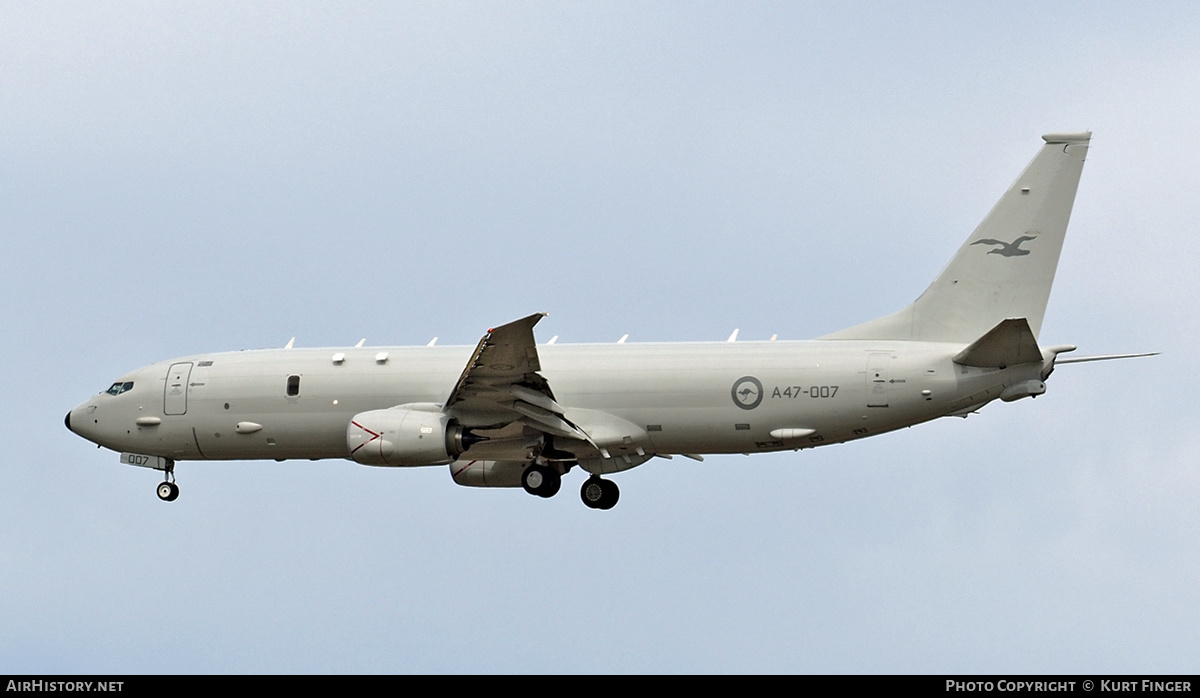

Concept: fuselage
[[66, 339, 1040, 464], [63, 132, 1093, 508]]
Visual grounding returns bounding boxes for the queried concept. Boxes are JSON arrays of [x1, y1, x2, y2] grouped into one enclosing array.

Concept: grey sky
[[2, 2, 1196, 672]]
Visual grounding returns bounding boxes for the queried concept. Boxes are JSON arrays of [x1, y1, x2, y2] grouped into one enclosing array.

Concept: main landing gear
[[580, 476, 619, 510], [521, 464, 621, 509], [521, 463, 562, 498]]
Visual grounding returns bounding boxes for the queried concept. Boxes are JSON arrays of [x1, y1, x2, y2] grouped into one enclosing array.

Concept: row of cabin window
[[107, 378, 302, 398]]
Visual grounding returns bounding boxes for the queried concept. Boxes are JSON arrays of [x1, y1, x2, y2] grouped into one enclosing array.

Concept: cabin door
[[164, 362, 193, 415]]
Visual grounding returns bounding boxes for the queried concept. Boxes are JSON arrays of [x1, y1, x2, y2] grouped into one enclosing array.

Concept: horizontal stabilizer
[[1056, 352, 1160, 364], [953, 318, 1041, 368]]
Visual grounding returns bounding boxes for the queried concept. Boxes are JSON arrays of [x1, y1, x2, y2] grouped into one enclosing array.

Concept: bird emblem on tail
[[971, 235, 1037, 257]]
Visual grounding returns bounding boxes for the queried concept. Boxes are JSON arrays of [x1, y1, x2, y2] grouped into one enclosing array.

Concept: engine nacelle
[[348, 406, 468, 466], [448, 459, 526, 488]]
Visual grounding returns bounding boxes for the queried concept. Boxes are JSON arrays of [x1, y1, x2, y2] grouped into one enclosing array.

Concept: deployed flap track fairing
[[65, 131, 1155, 509]]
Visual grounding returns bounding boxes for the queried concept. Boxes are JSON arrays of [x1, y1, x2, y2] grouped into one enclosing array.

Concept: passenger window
[[286, 375, 301, 397]]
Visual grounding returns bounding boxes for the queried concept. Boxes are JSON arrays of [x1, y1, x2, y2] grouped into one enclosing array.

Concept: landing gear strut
[[156, 462, 179, 502], [580, 476, 619, 510], [522, 464, 562, 498]]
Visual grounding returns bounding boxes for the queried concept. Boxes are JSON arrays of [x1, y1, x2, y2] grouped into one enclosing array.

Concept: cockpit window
[[105, 381, 134, 396]]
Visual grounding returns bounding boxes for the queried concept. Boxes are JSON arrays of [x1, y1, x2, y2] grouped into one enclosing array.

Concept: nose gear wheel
[[156, 462, 179, 502], [157, 481, 179, 501]]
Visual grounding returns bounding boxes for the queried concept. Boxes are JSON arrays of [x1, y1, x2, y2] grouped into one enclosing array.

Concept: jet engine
[[448, 459, 527, 488], [347, 405, 482, 466]]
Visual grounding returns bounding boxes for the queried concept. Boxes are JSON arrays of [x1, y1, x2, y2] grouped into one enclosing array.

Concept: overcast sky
[[3, 1, 1197, 673]]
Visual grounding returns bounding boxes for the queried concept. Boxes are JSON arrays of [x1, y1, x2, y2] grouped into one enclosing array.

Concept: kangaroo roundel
[[731, 376, 763, 410]]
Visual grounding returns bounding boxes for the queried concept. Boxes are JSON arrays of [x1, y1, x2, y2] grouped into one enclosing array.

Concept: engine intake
[[347, 406, 481, 466]]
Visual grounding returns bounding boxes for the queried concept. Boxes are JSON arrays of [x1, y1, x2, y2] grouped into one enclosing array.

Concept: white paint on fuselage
[[67, 339, 1038, 464]]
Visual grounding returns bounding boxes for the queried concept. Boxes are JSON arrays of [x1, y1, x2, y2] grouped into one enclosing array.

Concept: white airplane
[[66, 132, 1154, 509]]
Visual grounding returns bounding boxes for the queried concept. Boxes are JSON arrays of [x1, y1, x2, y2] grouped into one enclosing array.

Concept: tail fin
[[822, 132, 1091, 343]]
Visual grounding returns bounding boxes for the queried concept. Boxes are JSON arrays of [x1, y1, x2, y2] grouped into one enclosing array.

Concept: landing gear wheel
[[156, 481, 179, 502], [522, 464, 561, 498], [580, 476, 619, 510]]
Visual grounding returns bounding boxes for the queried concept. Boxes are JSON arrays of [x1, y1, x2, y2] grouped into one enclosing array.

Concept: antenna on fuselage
[[355, 339, 366, 348], [284, 337, 295, 349]]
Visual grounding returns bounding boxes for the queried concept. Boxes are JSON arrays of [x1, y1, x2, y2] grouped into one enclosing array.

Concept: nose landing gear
[[156, 461, 179, 502], [156, 480, 179, 502]]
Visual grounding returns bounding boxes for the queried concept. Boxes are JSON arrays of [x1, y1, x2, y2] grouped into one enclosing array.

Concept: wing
[[444, 314, 595, 446]]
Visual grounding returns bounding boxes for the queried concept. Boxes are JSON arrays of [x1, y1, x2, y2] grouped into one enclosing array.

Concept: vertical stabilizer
[[822, 132, 1090, 343]]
